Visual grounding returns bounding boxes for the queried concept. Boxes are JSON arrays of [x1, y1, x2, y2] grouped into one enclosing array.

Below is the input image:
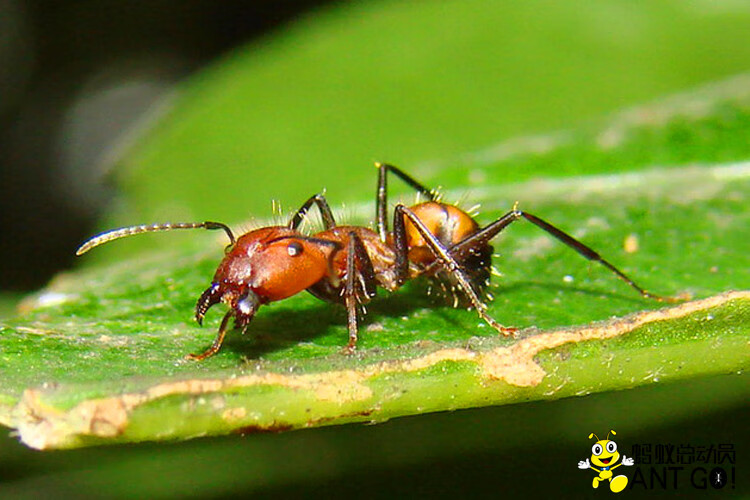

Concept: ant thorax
[[307, 226, 400, 304]]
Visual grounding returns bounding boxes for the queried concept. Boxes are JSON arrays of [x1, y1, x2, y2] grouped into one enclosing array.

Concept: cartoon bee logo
[[578, 430, 634, 493]]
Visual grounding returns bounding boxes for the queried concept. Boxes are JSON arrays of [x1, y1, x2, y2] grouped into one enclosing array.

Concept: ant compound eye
[[287, 241, 304, 257], [592, 444, 603, 456], [606, 441, 617, 453]]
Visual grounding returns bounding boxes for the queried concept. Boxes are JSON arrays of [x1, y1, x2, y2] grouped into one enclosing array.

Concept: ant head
[[195, 226, 338, 325], [76, 220, 339, 333]]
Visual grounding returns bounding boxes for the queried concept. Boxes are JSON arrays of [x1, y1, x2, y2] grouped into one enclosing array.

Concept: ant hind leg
[[393, 204, 517, 336], [375, 162, 438, 242], [444, 208, 679, 302]]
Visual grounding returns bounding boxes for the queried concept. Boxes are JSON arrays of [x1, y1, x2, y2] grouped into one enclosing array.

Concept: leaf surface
[[2, 92, 748, 446]]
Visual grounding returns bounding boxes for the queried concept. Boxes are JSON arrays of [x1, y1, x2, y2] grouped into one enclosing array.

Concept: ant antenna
[[76, 221, 235, 255], [588, 433, 600, 441]]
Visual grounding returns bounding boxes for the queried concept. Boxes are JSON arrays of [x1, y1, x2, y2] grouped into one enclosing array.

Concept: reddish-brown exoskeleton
[[76, 217, 342, 360], [77, 163, 675, 360]]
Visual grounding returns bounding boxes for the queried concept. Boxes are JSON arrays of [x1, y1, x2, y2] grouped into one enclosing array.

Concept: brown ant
[[77, 163, 676, 360]]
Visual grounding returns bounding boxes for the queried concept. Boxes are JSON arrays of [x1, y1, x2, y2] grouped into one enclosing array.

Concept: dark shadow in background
[[0, 373, 746, 497], [257, 404, 747, 499], [0, 0, 332, 291]]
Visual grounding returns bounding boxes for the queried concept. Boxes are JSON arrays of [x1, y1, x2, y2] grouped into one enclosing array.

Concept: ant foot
[[484, 316, 518, 337], [185, 348, 217, 361], [663, 291, 692, 303], [498, 326, 518, 337], [645, 290, 691, 304]]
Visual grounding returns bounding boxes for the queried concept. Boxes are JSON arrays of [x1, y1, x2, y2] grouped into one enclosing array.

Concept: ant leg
[[288, 193, 337, 230], [376, 163, 389, 242], [286, 193, 343, 286], [375, 162, 437, 242], [186, 310, 233, 361], [394, 205, 517, 335], [343, 231, 377, 352], [392, 200, 411, 287], [443, 209, 677, 302]]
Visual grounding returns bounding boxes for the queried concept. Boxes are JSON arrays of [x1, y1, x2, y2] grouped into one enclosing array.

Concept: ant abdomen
[[405, 201, 493, 307], [401, 201, 493, 306], [429, 242, 493, 307], [402, 202, 479, 253]]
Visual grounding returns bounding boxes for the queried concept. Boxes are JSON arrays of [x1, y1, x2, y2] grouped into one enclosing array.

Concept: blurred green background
[[1, 0, 748, 496]]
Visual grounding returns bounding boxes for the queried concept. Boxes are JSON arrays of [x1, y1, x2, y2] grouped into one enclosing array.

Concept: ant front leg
[[343, 231, 377, 353], [375, 162, 438, 243], [288, 193, 337, 230], [393, 205, 517, 336], [186, 310, 234, 361], [445, 207, 678, 302]]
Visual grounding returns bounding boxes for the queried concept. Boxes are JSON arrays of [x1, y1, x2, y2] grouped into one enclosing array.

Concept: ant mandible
[[76, 163, 676, 360]]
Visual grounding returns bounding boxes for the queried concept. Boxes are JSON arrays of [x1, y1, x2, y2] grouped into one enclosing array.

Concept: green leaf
[[2, 74, 748, 448]]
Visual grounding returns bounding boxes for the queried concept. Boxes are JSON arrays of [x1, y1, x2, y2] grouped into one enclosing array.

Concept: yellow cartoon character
[[577, 430, 634, 493]]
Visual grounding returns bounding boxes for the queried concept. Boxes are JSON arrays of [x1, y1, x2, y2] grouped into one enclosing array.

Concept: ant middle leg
[[186, 310, 234, 361], [343, 231, 378, 352], [441, 208, 678, 302], [393, 204, 517, 336]]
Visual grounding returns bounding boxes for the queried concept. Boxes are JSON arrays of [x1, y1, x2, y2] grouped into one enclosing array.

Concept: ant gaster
[[77, 163, 676, 360]]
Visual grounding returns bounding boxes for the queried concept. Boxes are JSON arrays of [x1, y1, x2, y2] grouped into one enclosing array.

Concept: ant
[[77, 163, 676, 360]]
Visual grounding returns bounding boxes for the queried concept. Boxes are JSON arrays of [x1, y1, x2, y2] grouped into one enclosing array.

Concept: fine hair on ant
[[77, 163, 677, 360]]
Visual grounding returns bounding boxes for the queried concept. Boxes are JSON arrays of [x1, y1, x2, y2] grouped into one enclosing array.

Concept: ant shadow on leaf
[[498, 280, 652, 305], [208, 285, 460, 359], [209, 279, 646, 360]]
